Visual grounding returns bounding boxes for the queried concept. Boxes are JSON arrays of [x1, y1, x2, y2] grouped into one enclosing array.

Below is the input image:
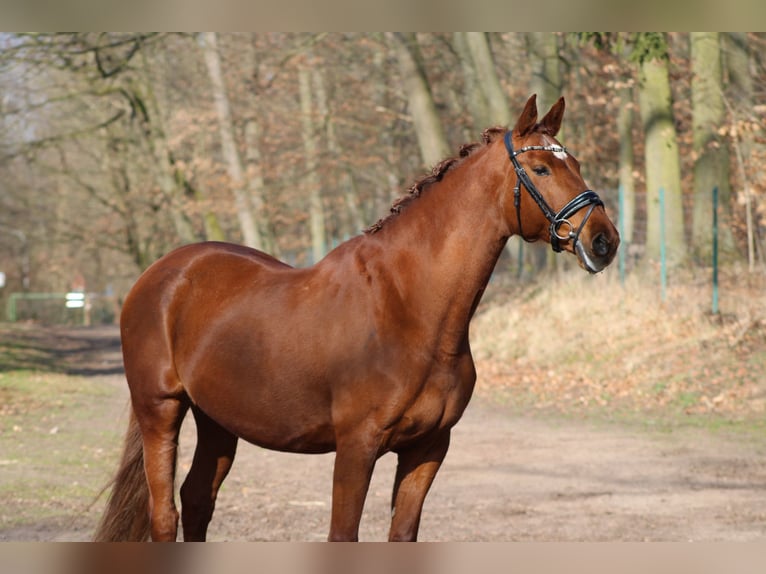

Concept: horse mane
[[364, 126, 507, 234]]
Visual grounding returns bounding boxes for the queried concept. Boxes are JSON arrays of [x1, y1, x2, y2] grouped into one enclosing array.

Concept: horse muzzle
[[574, 229, 620, 274]]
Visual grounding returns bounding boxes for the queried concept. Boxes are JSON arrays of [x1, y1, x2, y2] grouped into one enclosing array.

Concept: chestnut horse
[[95, 95, 619, 542]]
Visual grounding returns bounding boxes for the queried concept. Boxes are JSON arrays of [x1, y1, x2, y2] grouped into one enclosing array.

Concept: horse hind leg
[[180, 406, 238, 541], [133, 391, 189, 542]]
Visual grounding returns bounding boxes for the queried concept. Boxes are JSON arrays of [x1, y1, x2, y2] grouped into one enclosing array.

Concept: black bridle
[[504, 131, 603, 253]]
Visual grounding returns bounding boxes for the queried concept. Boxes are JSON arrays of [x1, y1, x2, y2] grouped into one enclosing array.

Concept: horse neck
[[368, 141, 511, 337]]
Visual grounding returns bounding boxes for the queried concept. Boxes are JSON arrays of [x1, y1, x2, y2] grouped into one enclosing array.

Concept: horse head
[[503, 94, 620, 273]]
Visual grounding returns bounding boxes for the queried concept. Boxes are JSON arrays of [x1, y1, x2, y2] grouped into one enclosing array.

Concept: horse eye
[[532, 166, 550, 176]]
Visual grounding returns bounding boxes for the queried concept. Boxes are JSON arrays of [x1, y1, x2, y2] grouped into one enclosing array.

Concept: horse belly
[[187, 371, 337, 453], [178, 326, 338, 453]]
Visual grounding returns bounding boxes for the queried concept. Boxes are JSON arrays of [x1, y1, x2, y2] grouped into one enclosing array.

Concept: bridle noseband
[[504, 131, 603, 253]]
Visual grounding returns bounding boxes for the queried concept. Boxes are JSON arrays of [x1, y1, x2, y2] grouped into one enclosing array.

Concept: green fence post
[[712, 186, 719, 315], [618, 184, 626, 285], [659, 187, 667, 302]]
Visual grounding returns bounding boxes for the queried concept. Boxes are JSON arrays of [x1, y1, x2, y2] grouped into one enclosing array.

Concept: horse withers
[[95, 95, 619, 542]]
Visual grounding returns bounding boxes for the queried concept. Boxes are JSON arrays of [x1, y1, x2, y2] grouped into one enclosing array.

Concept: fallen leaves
[[472, 271, 766, 420]]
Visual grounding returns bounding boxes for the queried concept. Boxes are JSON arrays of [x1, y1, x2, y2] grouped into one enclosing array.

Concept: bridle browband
[[504, 131, 603, 253]]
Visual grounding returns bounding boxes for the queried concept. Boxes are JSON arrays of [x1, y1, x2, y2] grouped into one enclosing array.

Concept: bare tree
[[199, 32, 263, 249], [723, 32, 764, 270], [241, 36, 276, 254], [636, 34, 686, 265], [617, 82, 637, 246], [298, 62, 326, 263], [386, 33, 449, 168], [452, 32, 491, 129], [527, 33, 562, 114], [312, 66, 365, 236], [691, 33, 737, 262], [464, 33, 511, 126]]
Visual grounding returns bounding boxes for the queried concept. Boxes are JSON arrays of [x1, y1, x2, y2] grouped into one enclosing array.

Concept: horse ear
[[539, 97, 565, 137], [513, 94, 538, 137]]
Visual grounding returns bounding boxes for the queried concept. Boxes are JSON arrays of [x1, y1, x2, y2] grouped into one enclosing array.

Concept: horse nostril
[[592, 233, 610, 257]]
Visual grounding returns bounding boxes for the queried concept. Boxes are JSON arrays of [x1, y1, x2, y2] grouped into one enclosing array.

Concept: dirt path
[[203, 399, 766, 542], [2, 326, 765, 541]]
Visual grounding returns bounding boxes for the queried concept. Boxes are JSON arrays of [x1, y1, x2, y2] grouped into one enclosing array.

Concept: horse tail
[[93, 410, 151, 541]]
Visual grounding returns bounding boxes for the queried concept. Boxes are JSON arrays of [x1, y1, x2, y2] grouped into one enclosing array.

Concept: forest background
[[0, 32, 764, 319]]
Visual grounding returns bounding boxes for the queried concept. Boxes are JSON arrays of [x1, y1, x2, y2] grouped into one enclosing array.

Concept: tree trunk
[[242, 37, 276, 254], [638, 50, 686, 265], [312, 67, 365, 236], [724, 32, 763, 270], [691, 32, 736, 262], [199, 32, 262, 249], [191, 128, 226, 242], [133, 52, 197, 246], [371, 43, 402, 221], [101, 125, 156, 270], [464, 33, 511, 126], [617, 84, 637, 246], [452, 32, 491, 130], [298, 65, 326, 264], [387, 32, 450, 168], [527, 33, 562, 115]]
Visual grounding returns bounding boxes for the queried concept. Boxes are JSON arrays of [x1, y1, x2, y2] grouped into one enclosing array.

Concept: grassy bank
[[0, 323, 127, 537], [471, 267, 766, 435]]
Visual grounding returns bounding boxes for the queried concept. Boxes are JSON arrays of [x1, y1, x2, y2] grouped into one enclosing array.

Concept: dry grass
[[471, 266, 766, 422]]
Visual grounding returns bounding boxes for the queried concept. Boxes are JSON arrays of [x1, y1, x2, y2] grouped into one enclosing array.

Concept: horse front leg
[[327, 434, 380, 541], [388, 430, 451, 542]]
